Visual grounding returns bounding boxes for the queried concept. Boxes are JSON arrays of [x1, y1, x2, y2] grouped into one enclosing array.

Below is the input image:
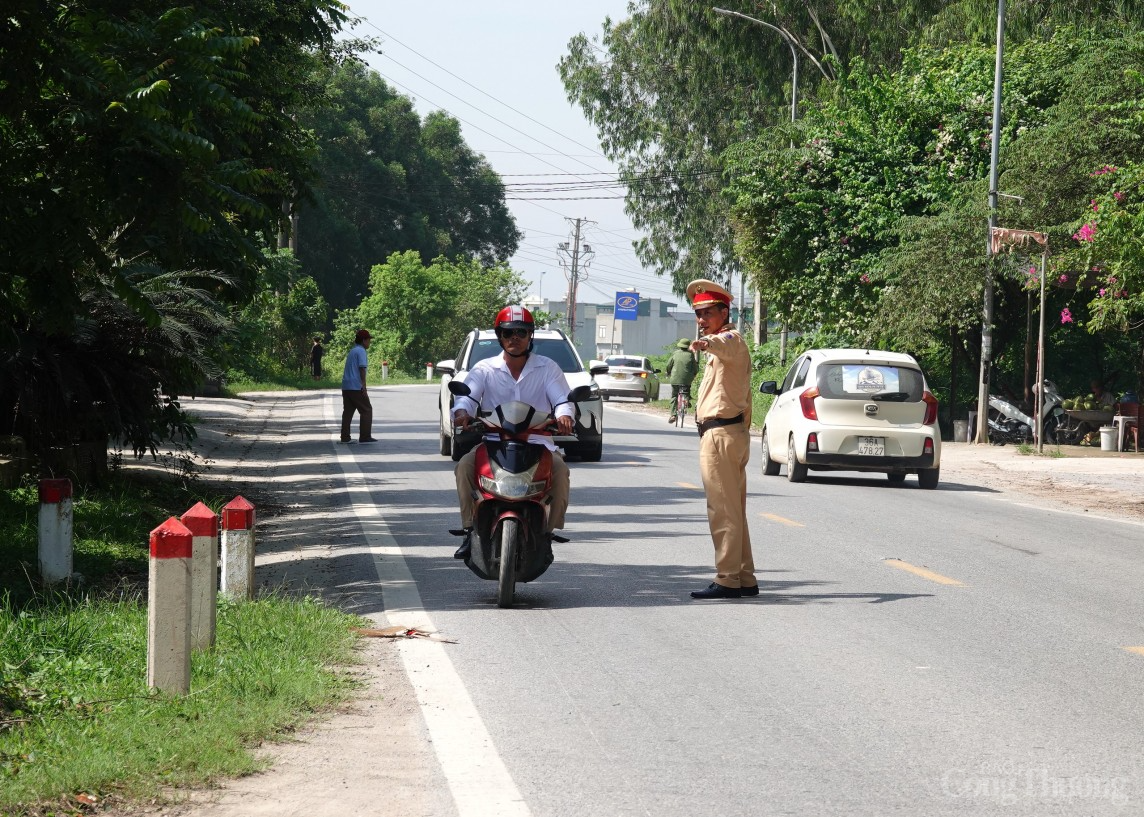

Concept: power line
[[360, 21, 612, 163], [376, 51, 611, 176]]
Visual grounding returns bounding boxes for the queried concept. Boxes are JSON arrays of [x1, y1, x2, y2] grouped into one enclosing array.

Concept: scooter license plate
[[857, 436, 885, 455]]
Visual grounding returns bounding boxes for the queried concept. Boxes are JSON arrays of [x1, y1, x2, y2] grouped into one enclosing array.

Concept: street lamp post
[[712, 7, 799, 362]]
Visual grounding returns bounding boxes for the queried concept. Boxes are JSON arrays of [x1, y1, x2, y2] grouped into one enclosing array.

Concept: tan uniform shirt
[[695, 324, 752, 425]]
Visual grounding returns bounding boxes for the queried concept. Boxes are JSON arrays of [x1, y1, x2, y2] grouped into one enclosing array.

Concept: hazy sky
[[341, 1, 685, 307]]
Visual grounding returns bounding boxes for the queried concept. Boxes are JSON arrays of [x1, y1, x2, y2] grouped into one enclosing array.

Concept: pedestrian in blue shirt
[[340, 330, 377, 443]]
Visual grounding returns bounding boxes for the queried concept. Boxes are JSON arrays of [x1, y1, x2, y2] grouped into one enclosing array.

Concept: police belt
[[696, 413, 744, 437]]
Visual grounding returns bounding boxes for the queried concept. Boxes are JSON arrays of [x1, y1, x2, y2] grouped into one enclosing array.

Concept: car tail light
[[799, 387, 820, 420], [637, 372, 648, 378], [922, 391, 939, 425], [807, 432, 819, 452], [923, 437, 934, 456]]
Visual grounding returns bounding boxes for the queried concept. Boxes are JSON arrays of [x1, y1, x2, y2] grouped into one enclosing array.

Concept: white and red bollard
[[426, 362, 434, 381], [38, 478, 74, 584], [181, 502, 219, 652], [382, 360, 389, 380], [220, 496, 256, 600], [147, 518, 193, 694]]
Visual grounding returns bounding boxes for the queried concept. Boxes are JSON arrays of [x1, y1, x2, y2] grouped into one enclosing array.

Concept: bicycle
[[673, 389, 690, 428]]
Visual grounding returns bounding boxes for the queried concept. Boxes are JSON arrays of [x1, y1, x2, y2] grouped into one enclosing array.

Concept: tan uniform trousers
[[456, 445, 569, 531], [699, 423, 756, 588]]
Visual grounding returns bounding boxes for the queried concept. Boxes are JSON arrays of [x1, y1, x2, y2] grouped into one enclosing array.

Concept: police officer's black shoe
[[689, 582, 742, 599], [740, 584, 760, 597], [453, 529, 473, 560]]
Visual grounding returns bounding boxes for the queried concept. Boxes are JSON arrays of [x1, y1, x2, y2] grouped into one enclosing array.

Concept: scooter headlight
[[479, 474, 546, 499]]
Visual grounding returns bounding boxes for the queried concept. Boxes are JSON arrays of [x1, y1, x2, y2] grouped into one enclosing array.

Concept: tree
[[296, 61, 521, 310], [336, 251, 526, 374], [0, 0, 348, 459], [226, 251, 330, 380]]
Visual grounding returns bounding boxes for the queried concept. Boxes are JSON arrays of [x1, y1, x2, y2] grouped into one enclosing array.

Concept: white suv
[[435, 328, 606, 461], [758, 348, 941, 488]]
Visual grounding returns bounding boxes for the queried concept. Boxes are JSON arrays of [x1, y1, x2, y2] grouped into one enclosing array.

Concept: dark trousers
[[669, 384, 693, 416], [341, 390, 373, 441]]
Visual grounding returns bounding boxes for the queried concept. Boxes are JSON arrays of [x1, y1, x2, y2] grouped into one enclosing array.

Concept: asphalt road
[[324, 385, 1144, 816], [152, 386, 1144, 817]]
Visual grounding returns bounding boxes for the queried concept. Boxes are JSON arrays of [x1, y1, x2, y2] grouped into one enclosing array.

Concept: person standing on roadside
[[310, 337, 325, 381], [665, 338, 699, 424], [340, 330, 378, 443], [686, 280, 757, 600]]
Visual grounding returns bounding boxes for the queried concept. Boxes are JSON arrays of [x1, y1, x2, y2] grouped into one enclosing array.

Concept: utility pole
[[975, 0, 1006, 444], [557, 218, 594, 343]]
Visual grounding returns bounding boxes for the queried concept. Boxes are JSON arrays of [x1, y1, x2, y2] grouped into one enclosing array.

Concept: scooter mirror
[[448, 379, 472, 397]]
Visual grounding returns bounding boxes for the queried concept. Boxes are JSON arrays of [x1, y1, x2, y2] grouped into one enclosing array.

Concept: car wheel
[[760, 429, 780, 476], [917, 467, 940, 490], [439, 431, 451, 456], [786, 437, 808, 483], [578, 437, 603, 462], [887, 472, 907, 484]]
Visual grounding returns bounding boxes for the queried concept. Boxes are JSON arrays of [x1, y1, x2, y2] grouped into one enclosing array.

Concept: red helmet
[[494, 305, 534, 332]]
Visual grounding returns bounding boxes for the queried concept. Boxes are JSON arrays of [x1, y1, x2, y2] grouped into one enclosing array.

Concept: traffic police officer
[[686, 279, 758, 599]]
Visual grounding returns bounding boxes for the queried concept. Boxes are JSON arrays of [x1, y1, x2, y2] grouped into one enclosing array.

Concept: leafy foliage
[[335, 251, 527, 375], [226, 251, 329, 380], [296, 61, 522, 310], [0, 1, 347, 460]]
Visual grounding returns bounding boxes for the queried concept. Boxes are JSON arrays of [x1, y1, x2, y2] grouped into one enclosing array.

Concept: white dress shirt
[[453, 353, 574, 450]]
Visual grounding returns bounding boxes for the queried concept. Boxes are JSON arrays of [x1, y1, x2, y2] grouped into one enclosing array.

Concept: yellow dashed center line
[[884, 558, 965, 586], [760, 512, 804, 527], [1123, 647, 1144, 657]]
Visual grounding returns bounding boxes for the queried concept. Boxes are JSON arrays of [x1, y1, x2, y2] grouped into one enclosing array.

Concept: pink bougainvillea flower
[[1090, 165, 1118, 176], [1072, 223, 1097, 242], [1109, 275, 1117, 283], [1059, 274, 1069, 283], [1100, 288, 1107, 296], [1092, 199, 1100, 212], [1061, 308, 1074, 324], [859, 274, 870, 284], [1114, 191, 1125, 202]]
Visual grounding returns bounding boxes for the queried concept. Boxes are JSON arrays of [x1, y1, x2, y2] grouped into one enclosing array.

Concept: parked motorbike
[[446, 380, 591, 607], [987, 379, 1069, 444]]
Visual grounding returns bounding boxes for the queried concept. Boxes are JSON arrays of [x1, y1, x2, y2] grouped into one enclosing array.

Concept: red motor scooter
[[447, 380, 589, 607]]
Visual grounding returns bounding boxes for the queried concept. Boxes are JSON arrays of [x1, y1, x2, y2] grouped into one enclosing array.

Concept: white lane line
[[327, 396, 530, 817]]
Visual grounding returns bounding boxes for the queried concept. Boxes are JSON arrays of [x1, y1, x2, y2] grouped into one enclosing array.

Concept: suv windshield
[[468, 336, 584, 374]]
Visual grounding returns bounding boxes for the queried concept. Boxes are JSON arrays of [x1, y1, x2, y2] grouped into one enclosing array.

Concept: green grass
[[0, 474, 365, 815], [224, 369, 427, 394]]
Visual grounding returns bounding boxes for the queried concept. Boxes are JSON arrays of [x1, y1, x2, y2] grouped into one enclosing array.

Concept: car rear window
[[468, 337, 583, 373], [816, 363, 924, 401], [606, 357, 642, 368]]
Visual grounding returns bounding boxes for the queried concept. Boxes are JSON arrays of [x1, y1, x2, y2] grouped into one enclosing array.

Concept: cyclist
[[450, 305, 574, 560], [665, 338, 699, 424]]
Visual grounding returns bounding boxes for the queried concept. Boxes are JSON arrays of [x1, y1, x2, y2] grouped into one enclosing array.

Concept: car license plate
[[612, 373, 628, 380], [857, 436, 885, 455]]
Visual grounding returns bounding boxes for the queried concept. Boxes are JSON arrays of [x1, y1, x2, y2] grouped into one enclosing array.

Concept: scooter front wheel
[[496, 517, 520, 608]]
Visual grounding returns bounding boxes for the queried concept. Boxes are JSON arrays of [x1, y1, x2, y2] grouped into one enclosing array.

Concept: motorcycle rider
[[451, 305, 575, 560]]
